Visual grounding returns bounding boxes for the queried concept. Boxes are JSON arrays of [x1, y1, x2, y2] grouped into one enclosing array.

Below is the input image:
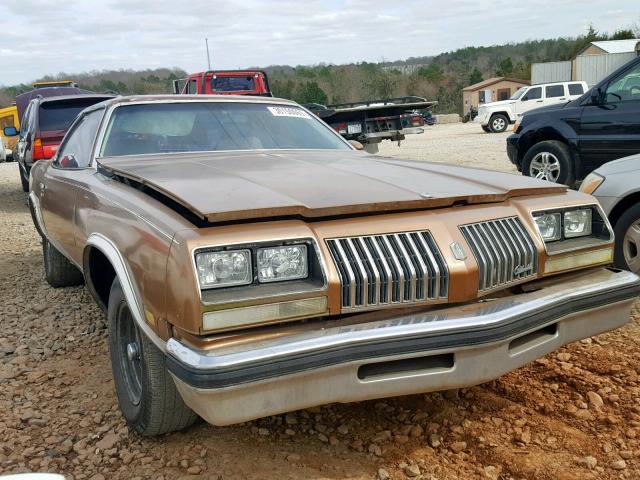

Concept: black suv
[[4, 94, 113, 192], [507, 56, 640, 185]]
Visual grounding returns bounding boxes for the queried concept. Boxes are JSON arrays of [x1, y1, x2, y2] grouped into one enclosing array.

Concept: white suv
[[475, 81, 589, 133]]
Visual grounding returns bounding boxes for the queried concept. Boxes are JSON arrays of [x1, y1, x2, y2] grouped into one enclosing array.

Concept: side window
[[605, 64, 640, 103], [545, 85, 565, 98], [522, 87, 541, 101], [55, 109, 104, 169], [187, 79, 198, 94], [568, 83, 585, 96], [20, 104, 34, 138]]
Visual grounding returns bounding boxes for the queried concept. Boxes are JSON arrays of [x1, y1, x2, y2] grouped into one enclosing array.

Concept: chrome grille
[[460, 217, 538, 291], [327, 231, 448, 309]]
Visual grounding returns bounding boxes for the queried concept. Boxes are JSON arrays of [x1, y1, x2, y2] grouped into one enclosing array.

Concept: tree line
[[1, 23, 638, 114]]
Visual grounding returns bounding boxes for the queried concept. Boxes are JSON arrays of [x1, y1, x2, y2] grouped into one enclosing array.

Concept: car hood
[[97, 150, 566, 223], [481, 100, 514, 109], [593, 153, 640, 176]]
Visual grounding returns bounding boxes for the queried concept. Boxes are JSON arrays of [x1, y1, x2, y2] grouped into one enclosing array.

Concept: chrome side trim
[[85, 233, 166, 352]]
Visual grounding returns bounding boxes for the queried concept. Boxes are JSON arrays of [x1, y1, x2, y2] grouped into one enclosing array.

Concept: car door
[[544, 84, 567, 106], [40, 109, 104, 264], [515, 86, 543, 116], [578, 61, 640, 171]]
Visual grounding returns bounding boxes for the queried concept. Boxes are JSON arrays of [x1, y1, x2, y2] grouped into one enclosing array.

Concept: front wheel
[[488, 114, 508, 133], [522, 140, 574, 185], [481, 125, 491, 133], [108, 278, 197, 436], [614, 204, 640, 274]]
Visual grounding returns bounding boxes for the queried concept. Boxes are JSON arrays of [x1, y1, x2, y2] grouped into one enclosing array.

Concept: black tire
[[108, 278, 197, 436], [481, 125, 491, 133], [488, 114, 509, 133], [613, 203, 640, 274], [522, 140, 574, 186], [43, 238, 84, 288], [20, 165, 29, 192]]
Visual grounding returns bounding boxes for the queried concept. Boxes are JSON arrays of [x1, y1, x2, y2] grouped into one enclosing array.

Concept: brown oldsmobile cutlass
[[28, 95, 640, 436]]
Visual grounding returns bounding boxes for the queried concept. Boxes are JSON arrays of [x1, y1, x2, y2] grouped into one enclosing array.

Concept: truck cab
[[173, 70, 272, 96]]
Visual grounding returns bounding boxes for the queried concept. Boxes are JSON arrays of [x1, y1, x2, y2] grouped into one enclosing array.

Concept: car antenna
[[205, 37, 211, 70]]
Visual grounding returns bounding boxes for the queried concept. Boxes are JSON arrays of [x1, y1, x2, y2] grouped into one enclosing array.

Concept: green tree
[[294, 81, 328, 104], [495, 57, 513, 76], [611, 29, 636, 40], [417, 63, 444, 83], [468, 67, 483, 85]]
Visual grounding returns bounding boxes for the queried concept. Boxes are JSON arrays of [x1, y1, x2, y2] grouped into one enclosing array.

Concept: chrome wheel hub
[[127, 342, 140, 362], [529, 152, 560, 182], [623, 221, 640, 274], [492, 118, 506, 131]]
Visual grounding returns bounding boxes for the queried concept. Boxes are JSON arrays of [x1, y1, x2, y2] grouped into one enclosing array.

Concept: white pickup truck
[[475, 81, 589, 133]]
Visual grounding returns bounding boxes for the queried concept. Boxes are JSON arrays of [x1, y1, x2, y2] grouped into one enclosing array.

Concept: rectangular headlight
[[203, 297, 327, 331], [534, 213, 561, 241], [257, 245, 308, 283], [564, 209, 592, 238], [195, 250, 252, 289]]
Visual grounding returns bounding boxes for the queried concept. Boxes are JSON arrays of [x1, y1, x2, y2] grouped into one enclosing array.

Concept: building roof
[[463, 77, 530, 92], [585, 39, 640, 55]]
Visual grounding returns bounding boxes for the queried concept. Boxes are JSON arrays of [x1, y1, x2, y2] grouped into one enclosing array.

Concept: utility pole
[[205, 38, 211, 70]]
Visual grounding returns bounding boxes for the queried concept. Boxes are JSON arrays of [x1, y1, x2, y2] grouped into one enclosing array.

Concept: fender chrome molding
[[85, 233, 167, 352]]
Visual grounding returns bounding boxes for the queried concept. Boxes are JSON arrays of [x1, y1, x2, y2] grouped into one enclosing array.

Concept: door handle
[[536, 100, 543, 103]]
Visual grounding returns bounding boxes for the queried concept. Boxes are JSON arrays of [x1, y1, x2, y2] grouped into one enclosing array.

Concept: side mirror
[[348, 140, 364, 150], [3, 126, 18, 136], [589, 87, 602, 105]]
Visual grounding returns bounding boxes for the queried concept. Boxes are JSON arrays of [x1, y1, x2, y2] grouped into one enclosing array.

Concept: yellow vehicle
[[0, 105, 19, 153], [32, 80, 76, 89]]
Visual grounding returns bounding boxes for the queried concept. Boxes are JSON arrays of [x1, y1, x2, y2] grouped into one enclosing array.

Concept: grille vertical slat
[[460, 217, 538, 292], [327, 231, 448, 309]]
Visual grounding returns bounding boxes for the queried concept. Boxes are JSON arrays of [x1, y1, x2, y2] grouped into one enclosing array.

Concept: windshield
[[510, 87, 526, 100], [100, 102, 350, 157]]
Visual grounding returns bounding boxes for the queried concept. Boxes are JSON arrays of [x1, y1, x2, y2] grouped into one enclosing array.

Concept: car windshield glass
[[212, 76, 255, 92], [99, 102, 350, 157], [510, 87, 526, 100], [39, 98, 106, 132]]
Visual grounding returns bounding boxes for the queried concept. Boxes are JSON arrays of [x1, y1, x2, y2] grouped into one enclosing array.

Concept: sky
[[1, 0, 638, 86]]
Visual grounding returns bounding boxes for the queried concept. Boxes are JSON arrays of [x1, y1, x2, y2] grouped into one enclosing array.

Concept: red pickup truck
[[172, 70, 272, 96]]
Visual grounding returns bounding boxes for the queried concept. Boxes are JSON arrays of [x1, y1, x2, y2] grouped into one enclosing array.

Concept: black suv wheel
[[522, 140, 574, 185]]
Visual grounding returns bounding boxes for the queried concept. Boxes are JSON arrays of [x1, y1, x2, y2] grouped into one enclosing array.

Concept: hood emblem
[[514, 264, 533, 276], [420, 193, 434, 199], [450, 242, 467, 260]]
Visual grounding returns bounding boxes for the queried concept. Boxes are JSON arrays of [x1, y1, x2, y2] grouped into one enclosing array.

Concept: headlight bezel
[[192, 237, 326, 305], [531, 204, 613, 255]]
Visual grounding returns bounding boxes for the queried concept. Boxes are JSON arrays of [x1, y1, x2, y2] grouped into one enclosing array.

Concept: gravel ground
[[1, 123, 639, 479]]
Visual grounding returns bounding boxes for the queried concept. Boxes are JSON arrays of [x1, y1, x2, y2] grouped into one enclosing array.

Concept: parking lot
[[0, 122, 639, 479]]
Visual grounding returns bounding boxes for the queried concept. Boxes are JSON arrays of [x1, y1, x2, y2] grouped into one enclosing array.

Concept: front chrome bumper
[[166, 268, 639, 425]]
